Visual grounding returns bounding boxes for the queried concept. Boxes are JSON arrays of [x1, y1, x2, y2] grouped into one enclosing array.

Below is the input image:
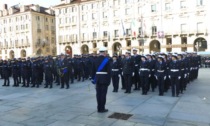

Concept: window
[[102, 2, 105, 7], [197, 22, 204, 33], [126, 28, 131, 36], [197, 0, 203, 6], [93, 32, 97, 38], [114, 10, 118, 17], [45, 25, 49, 30], [65, 8, 68, 13], [52, 19, 54, 23], [16, 26, 18, 30], [152, 26, 157, 35], [46, 18, 48, 22], [151, 4, 156, 12], [72, 16, 75, 22], [114, 0, 118, 6], [114, 30, 119, 37], [103, 12, 107, 18], [92, 13, 96, 19], [180, 1, 186, 8], [81, 5, 85, 10], [72, 7, 75, 12], [26, 24, 28, 29], [165, 3, 171, 10], [125, 8, 131, 15], [103, 31, 108, 37], [138, 27, 142, 35], [125, 0, 131, 4], [181, 24, 187, 33]]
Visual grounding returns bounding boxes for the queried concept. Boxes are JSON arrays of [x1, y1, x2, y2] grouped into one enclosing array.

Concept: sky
[[0, 0, 60, 8]]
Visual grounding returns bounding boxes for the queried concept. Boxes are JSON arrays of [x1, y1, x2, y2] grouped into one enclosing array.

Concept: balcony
[[51, 31, 55, 34]]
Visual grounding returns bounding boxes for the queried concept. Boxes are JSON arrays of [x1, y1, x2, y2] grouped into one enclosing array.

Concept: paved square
[[0, 69, 210, 126]]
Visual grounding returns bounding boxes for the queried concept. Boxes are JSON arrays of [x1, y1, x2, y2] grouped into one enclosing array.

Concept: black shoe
[[66, 87, 69, 89], [2, 85, 6, 86], [133, 88, 138, 90], [124, 91, 128, 93], [60, 87, 64, 89], [98, 109, 108, 113], [44, 86, 48, 88], [22, 85, 25, 87]]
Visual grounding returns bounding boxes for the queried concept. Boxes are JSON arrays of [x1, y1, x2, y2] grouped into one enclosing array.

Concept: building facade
[[54, 0, 210, 56], [0, 4, 56, 59]]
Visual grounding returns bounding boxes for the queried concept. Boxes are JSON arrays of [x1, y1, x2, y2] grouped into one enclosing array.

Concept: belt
[[157, 70, 164, 72], [96, 72, 108, 74], [135, 64, 138, 66], [112, 69, 119, 71], [181, 69, 185, 71], [171, 69, 179, 72], [140, 68, 149, 71]]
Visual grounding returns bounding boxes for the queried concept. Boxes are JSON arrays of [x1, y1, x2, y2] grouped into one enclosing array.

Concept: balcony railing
[[37, 29, 41, 33]]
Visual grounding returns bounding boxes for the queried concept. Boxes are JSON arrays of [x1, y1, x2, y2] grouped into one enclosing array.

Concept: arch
[[20, 49, 26, 58], [81, 44, 89, 54], [149, 40, 161, 53], [112, 42, 122, 55], [194, 37, 207, 52], [9, 50, 15, 59], [65, 46, 72, 57]]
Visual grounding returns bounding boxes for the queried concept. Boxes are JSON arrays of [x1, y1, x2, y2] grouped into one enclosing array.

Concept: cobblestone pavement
[[0, 68, 210, 126]]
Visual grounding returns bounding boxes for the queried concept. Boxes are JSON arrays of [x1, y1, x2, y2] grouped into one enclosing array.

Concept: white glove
[[190, 68, 193, 71], [118, 74, 121, 78], [178, 76, 181, 80], [164, 76, 166, 80], [122, 72, 123, 75], [149, 74, 151, 77], [168, 75, 171, 79], [139, 72, 140, 75], [132, 72, 135, 76], [184, 74, 187, 78]]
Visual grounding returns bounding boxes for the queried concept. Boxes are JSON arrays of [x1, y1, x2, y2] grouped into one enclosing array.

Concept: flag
[[131, 19, 138, 37], [121, 19, 126, 36]]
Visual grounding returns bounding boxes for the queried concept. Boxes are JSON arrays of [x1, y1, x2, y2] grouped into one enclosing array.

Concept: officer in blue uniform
[[67, 56, 74, 84], [92, 47, 111, 113], [111, 55, 121, 92], [43, 58, 53, 88], [122, 51, 135, 93], [58, 53, 69, 89], [139, 55, 150, 95], [146, 54, 156, 92], [132, 48, 141, 91], [169, 54, 181, 97], [177, 53, 185, 94], [0, 59, 3, 79], [11, 59, 19, 87], [2, 60, 10, 86], [31, 57, 41, 88], [155, 56, 166, 96]]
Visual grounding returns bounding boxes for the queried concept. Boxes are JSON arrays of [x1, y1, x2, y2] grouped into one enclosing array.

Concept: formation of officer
[[0, 53, 95, 89], [0, 48, 201, 98]]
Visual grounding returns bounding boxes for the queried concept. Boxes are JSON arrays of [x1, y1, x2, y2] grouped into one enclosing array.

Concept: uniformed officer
[[2, 60, 10, 86], [11, 59, 19, 87], [31, 57, 41, 88], [119, 55, 126, 89], [122, 51, 135, 93], [169, 54, 181, 97], [67, 56, 74, 84], [43, 58, 53, 88], [92, 46, 111, 113], [155, 56, 166, 96], [177, 53, 185, 94], [111, 55, 121, 92], [58, 53, 69, 89], [132, 48, 141, 91], [0, 59, 3, 79], [139, 55, 150, 95], [146, 54, 156, 92]]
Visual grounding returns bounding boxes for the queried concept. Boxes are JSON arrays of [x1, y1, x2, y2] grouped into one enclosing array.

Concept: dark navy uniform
[[2, 60, 10, 86], [132, 54, 141, 90], [122, 56, 134, 93], [11, 60, 19, 87], [92, 54, 111, 113], [0, 59, 3, 79], [21, 59, 31, 87], [169, 55, 181, 97], [147, 55, 156, 92], [155, 57, 166, 96], [31, 59, 41, 88], [111, 57, 121, 92], [67, 57, 75, 84], [43, 59, 53, 88], [58, 56, 69, 89], [139, 57, 150, 95]]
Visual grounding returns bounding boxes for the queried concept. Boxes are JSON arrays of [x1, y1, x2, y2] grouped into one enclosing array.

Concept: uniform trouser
[[18, 72, 21, 83], [32, 72, 39, 87], [13, 74, 19, 86], [3, 75, 10, 86], [69, 72, 74, 83], [124, 74, 132, 92], [148, 74, 156, 91], [133, 70, 140, 89], [170, 76, 180, 96], [112, 75, 119, 91], [140, 76, 149, 94], [121, 74, 125, 89], [0, 69, 2, 78], [179, 74, 184, 93], [157, 76, 165, 95], [164, 76, 170, 92], [96, 84, 108, 111], [61, 74, 69, 88], [45, 74, 53, 88]]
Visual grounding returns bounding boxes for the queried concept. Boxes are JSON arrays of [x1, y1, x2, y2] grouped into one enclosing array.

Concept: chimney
[[3, 4, 8, 10]]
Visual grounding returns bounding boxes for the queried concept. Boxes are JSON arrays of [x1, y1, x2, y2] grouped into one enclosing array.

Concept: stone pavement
[[0, 69, 210, 126]]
